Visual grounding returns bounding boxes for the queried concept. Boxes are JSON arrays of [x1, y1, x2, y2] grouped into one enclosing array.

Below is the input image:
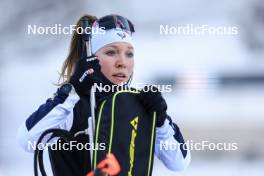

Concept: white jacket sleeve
[[16, 85, 79, 153], [154, 118, 191, 171]]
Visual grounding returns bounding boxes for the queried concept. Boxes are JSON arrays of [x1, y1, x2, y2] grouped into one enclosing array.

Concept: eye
[[105, 50, 116, 56], [126, 52, 134, 58]]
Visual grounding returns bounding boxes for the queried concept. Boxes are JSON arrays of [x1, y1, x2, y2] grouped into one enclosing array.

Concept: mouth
[[112, 73, 127, 82]]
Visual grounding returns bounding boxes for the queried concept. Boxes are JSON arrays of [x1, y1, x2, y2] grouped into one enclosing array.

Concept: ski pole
[[79, 16, 97, 167], [80, 17, 92, 57]]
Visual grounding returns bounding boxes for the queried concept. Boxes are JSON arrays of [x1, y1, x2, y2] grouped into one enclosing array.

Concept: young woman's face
[[95, 42, 134, 85]]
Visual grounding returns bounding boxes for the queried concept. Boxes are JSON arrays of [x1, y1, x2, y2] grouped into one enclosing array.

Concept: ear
[[95, 55, 101, 63]]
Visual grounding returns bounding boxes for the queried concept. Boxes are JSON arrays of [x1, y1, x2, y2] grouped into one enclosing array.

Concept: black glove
[[70, 55, 113, 96], [138, 85, 168, 127]]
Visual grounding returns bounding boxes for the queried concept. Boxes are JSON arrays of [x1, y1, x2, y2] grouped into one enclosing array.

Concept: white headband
[[91, 27, 133, 54]]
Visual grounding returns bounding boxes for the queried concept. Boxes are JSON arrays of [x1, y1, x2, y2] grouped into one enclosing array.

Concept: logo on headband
[[117, 32, 127, 39]]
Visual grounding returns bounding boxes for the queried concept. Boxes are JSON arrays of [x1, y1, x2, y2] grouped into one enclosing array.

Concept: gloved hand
[[70, 55, 113, 96], [138, 85, 168, 127]]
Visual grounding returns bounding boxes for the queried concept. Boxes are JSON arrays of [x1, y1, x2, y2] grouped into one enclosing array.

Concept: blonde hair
[[57, 14, 97, 85]]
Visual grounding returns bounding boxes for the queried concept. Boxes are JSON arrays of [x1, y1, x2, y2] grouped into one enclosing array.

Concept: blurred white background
[[1, 0, 264, 175]]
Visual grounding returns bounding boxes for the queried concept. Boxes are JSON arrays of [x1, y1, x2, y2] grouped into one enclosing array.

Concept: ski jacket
[[17, 83, 191, 176]]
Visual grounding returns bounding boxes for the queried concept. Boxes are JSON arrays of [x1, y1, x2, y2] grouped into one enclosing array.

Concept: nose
[[115, 54, 127, 69]]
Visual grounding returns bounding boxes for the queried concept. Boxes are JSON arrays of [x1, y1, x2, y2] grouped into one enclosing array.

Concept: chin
[[110, 78, 128, 86], [116, 82, 126, 86], [115, 80, 128, 86]]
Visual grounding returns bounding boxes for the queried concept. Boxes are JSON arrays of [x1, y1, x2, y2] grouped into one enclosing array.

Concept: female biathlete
[[17, 14, 191, 176]]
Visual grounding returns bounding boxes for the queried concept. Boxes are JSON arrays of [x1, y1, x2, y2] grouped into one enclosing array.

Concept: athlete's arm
[[154, 116, 191, 171], [16, 84, 79, 152]]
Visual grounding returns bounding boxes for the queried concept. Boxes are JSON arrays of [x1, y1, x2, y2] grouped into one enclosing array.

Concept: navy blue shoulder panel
[[166, 116, 188, 158], [26, 84, 72, 130]]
